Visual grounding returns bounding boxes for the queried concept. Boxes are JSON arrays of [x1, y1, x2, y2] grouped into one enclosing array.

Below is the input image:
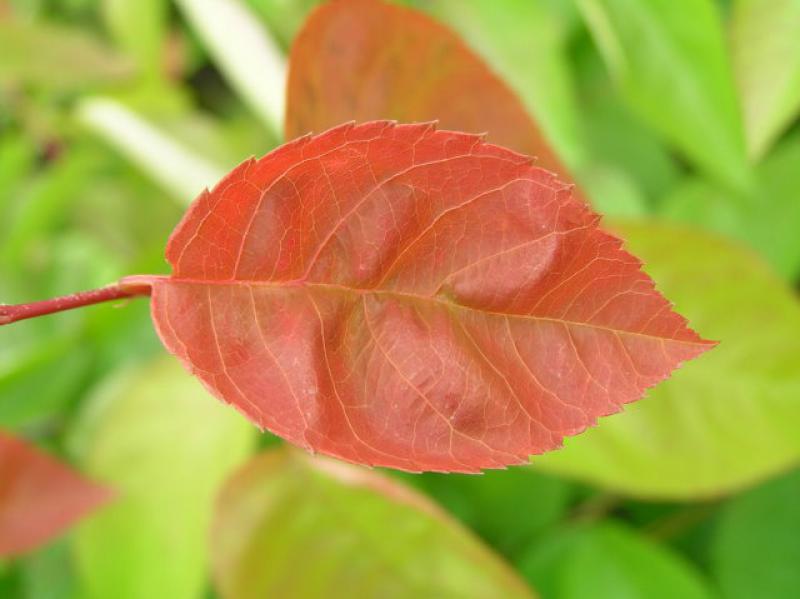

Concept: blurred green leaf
[[20, 539, 80, 599], [8, 0, 45, 17], [151, 110, 270, 171], [561, 524, 713, 598], [101, 0, 169, 81], [730, 0, 800, 160], [425, 0, 585, 169], [661, 134, 800, 278], [534, 222, 800, 499], [711, 468, 800, 599], [578, 0, 750, 191], [0, 19, 132, 90], [0, 131, 37, 216], [71, 358, 256, 599], [243, 0, 320, 51], [81, 286, 163, 373], [77, 97, 225, 201], [71, 168, 180, 261], [0, 146, 100, 271], [0, 334, 88, 430], [0, 147, 175, 417], [400, 468, 572, 559], [577, 163, 648, 217], [13, 229, 127, 352], [0, 561, 23, 598], [211, 448, 535, 599], [573, 45, 684, 206], [520, 523, 713, 599], [516, 524, 585, 599], [47, 234, 123, 299], [174, 0, 285, 132]]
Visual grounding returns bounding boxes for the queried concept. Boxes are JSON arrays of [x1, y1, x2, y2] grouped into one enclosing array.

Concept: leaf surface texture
[[151, 121, 712, 472]]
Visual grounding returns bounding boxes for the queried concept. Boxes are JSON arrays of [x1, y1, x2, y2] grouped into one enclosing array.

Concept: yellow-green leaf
[[71, 358, 256, 599], [578, 0, 750, 190], [730, 0, 800, 160], [534, 222, 800, 499], [212, 448, 534, 599]]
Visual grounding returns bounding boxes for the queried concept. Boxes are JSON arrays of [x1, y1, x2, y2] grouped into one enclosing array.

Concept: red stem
[[0, 275, 162, 326]]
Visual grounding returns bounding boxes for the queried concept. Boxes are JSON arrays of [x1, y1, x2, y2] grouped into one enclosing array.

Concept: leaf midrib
[[157, 277, 710, 347]]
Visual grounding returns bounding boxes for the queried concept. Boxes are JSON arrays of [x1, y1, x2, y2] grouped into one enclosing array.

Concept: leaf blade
[[284, 0, 572, 180], [211, 448, 535, 599], [578, 0, 750, 190], [77, 97, 226, 202], [534, 222, 800, 498], [519, 523, 714, 599], [730, 0, 800, 160], [0, 431, 110, 557], [423, 0, 585, 169], [712, 469, 800, 598], [660, 134, 800, 279], [151, 121, 712, 472], [174, 0, 286, 132], [71, 358, 255, 599]]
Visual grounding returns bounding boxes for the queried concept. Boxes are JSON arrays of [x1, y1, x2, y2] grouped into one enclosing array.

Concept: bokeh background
[[1, 0, 799, 597]]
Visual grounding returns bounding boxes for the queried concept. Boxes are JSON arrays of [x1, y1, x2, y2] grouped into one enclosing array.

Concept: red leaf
[[0, 431, 111, 556], [149, 121, 713, 473], [286, 0, 572, 180]]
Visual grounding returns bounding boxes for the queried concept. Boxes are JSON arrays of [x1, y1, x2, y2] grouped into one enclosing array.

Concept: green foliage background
[[1, 0, 799, 597]]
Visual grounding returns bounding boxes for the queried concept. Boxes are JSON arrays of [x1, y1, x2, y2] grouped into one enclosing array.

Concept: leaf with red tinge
[[0, 431, 111, 557], [212, 447, 535, 599], [146, 120, 714, 473], [285, 0, 572, 181]]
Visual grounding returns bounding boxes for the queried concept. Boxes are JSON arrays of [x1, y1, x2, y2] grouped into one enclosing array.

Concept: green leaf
[[211, 448, 534, 599], [730, 0, 800, 160], [576, 58, 683, 205], [399, 468, 572, 559], [20, 539, 80, 599], [425, 0, 585, 169], [712, 468, 800, 599], [0, 147, 101, 269], [520, 523, 713, 599], [578, 0, 750, 190], [0, 335, 89, 430], [0, 132, 37, 217], [243, 0, 321, 51], [516, 524, 586, 599], [751, 136, 800, 276], [562, 524, 713, 598], [577, 163, 648, 217], [77, 97, 225, 202], [661, 134, 800, 279], [101, 0, 169, 81], [569, 36, 682, 213], [534, 222, 800, 499], [0, 562, 22, 598], [174, 0, 286, 132], [0, 19, 132, 90], [71, 358, 256, 599]]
